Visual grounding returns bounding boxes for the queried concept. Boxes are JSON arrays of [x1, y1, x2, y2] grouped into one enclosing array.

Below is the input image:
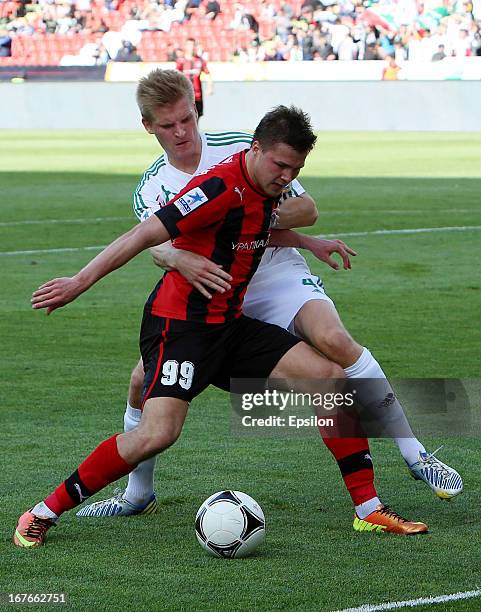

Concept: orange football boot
[[353, 504, 428, 535], [13, 510, 56, 548]]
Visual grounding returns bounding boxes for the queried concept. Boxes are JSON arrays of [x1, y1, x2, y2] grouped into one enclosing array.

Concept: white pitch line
[[0, 245, 107, 256], [334, 588, 481, 612], [1, 225, 481, 257], [323, 225, 481, 239], [0, 211, 477, 227], [316, 209, 478, 215], [0, 216, 131, 227]]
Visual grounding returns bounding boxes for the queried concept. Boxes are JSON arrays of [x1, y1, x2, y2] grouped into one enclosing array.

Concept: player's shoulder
[[133, 154, 168, 220], [139, 154, 167, 179], [136, 153, 170, 192], [200, 150, 243, 177], [205, 131, 253, 149], [192, 151, 245, 195]]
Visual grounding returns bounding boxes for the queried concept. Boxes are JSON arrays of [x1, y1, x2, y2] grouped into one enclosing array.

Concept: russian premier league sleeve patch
[[174, 187, 209, 216]]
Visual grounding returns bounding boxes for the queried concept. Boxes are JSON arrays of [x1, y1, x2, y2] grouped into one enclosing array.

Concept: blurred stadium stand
[[0, 0, 480, 68]]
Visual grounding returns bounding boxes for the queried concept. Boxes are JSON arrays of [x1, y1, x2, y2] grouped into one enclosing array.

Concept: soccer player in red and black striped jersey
[[143, 148, 274, 325], [14, 106, 431, 548], [13, 106, 391, 547]]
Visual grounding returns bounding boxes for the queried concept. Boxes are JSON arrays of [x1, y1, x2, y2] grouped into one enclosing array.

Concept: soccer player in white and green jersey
[[77, 69, 462, 534]]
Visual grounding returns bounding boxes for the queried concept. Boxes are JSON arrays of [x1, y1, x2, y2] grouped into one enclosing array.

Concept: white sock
[[344, 347, 426, 466], [123, 401, 157, 506], [32, 501, 58, 521], [355, 496, 381, 519]]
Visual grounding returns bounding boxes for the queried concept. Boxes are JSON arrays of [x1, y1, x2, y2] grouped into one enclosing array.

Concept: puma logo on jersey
[[74, 483, 89, 502], [234, 186, 245, 202], [174, 187, 208, 216]]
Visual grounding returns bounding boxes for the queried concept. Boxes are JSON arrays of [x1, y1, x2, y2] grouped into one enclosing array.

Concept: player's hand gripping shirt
[[147, 151, 278, 323]]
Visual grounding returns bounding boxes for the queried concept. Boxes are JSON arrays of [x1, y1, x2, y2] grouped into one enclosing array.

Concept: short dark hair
[[253, 105, 317, 154]]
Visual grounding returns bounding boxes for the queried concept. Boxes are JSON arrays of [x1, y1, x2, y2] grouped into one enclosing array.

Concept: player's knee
[[129, 362, 145, 397], [331, 361, 345, 379], [315, 327, 357, 364], [319, 360, 345, 380]]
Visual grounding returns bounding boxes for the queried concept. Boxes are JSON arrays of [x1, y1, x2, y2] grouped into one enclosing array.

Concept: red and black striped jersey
[[147, 151, 278, 323]]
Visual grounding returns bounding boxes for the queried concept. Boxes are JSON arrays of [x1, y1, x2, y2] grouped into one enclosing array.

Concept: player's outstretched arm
[[269, 229, 357, 271], [31, 215, 170, 314], [150, 244, 232, 300], [274, 193, 318, 229]]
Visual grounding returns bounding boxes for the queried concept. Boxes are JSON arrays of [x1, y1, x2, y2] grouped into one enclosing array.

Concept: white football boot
[[408, 447, 463, 500], [76, 489, 157, 517]]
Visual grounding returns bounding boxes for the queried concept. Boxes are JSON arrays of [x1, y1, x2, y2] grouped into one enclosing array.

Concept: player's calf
[[118, 397, 188, 464]]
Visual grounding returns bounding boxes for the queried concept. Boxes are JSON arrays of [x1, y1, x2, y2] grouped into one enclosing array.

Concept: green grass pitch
[[1, 130, 481, 612]]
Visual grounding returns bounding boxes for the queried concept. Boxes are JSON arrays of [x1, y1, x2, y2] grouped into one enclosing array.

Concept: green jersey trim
[[205, 131, 252, 140], [205, 138, 252, 147], [133, 155, 166, 219]]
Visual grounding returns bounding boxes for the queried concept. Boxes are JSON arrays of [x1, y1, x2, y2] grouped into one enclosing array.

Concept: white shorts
[[242, 247, 334, 334]]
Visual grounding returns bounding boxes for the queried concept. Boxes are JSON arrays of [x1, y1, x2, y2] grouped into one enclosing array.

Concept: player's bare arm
[[274, 193, 318, 229], [31, 216, 170, 314], [269, 229, 357, 271]]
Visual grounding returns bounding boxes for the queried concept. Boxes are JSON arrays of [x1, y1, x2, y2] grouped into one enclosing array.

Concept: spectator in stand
[[452, 28, 472, 56], [472, 23, 481, 55], [2, 0, 481, 68], [302, 0, 322, 9], [230, 3, 259, 33], [378, 28, 396, 59], [275, 4, 293, 43], [337, 29, 356, 60], [432, 43, 447, 61], [0, 29, 12, 57], [165, 43, 180, 61], [204, 1, 221, 21], [176, 38, 213, 119], [260, 1, 276, 20], [393, 40, 407, 64], [317, 31, 336, 60], [115, 40, 142, 61], [184, 0, 201, 20]]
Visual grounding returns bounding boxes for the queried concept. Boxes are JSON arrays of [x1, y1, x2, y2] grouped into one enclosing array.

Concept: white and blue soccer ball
[[195, 490, 265, 559]]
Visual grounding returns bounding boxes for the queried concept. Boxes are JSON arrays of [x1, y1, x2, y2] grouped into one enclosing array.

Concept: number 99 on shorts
[[161, 360, 195, 390]]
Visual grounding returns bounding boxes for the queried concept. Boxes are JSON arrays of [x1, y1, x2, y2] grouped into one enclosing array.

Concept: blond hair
[[136, 69, 195, 122]]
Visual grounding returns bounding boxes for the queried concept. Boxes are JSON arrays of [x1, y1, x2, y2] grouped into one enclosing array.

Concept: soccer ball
[[195, 490, 265, 558]]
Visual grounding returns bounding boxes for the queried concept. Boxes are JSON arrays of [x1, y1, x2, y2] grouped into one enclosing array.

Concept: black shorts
[[195, 99, 204, 118], [139, 311, 301, 404]]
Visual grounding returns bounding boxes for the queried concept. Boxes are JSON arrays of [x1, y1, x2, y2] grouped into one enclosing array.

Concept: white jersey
[[134, 131, 254, 220], [133, 131, 330, 331]]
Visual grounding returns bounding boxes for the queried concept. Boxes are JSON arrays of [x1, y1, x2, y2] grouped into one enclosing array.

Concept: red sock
[[44, 434, 135, 516], [322, 437, 377, 505]]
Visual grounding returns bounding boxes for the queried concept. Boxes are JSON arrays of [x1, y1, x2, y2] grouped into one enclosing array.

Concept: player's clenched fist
[[31, 277, 84, 314]]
